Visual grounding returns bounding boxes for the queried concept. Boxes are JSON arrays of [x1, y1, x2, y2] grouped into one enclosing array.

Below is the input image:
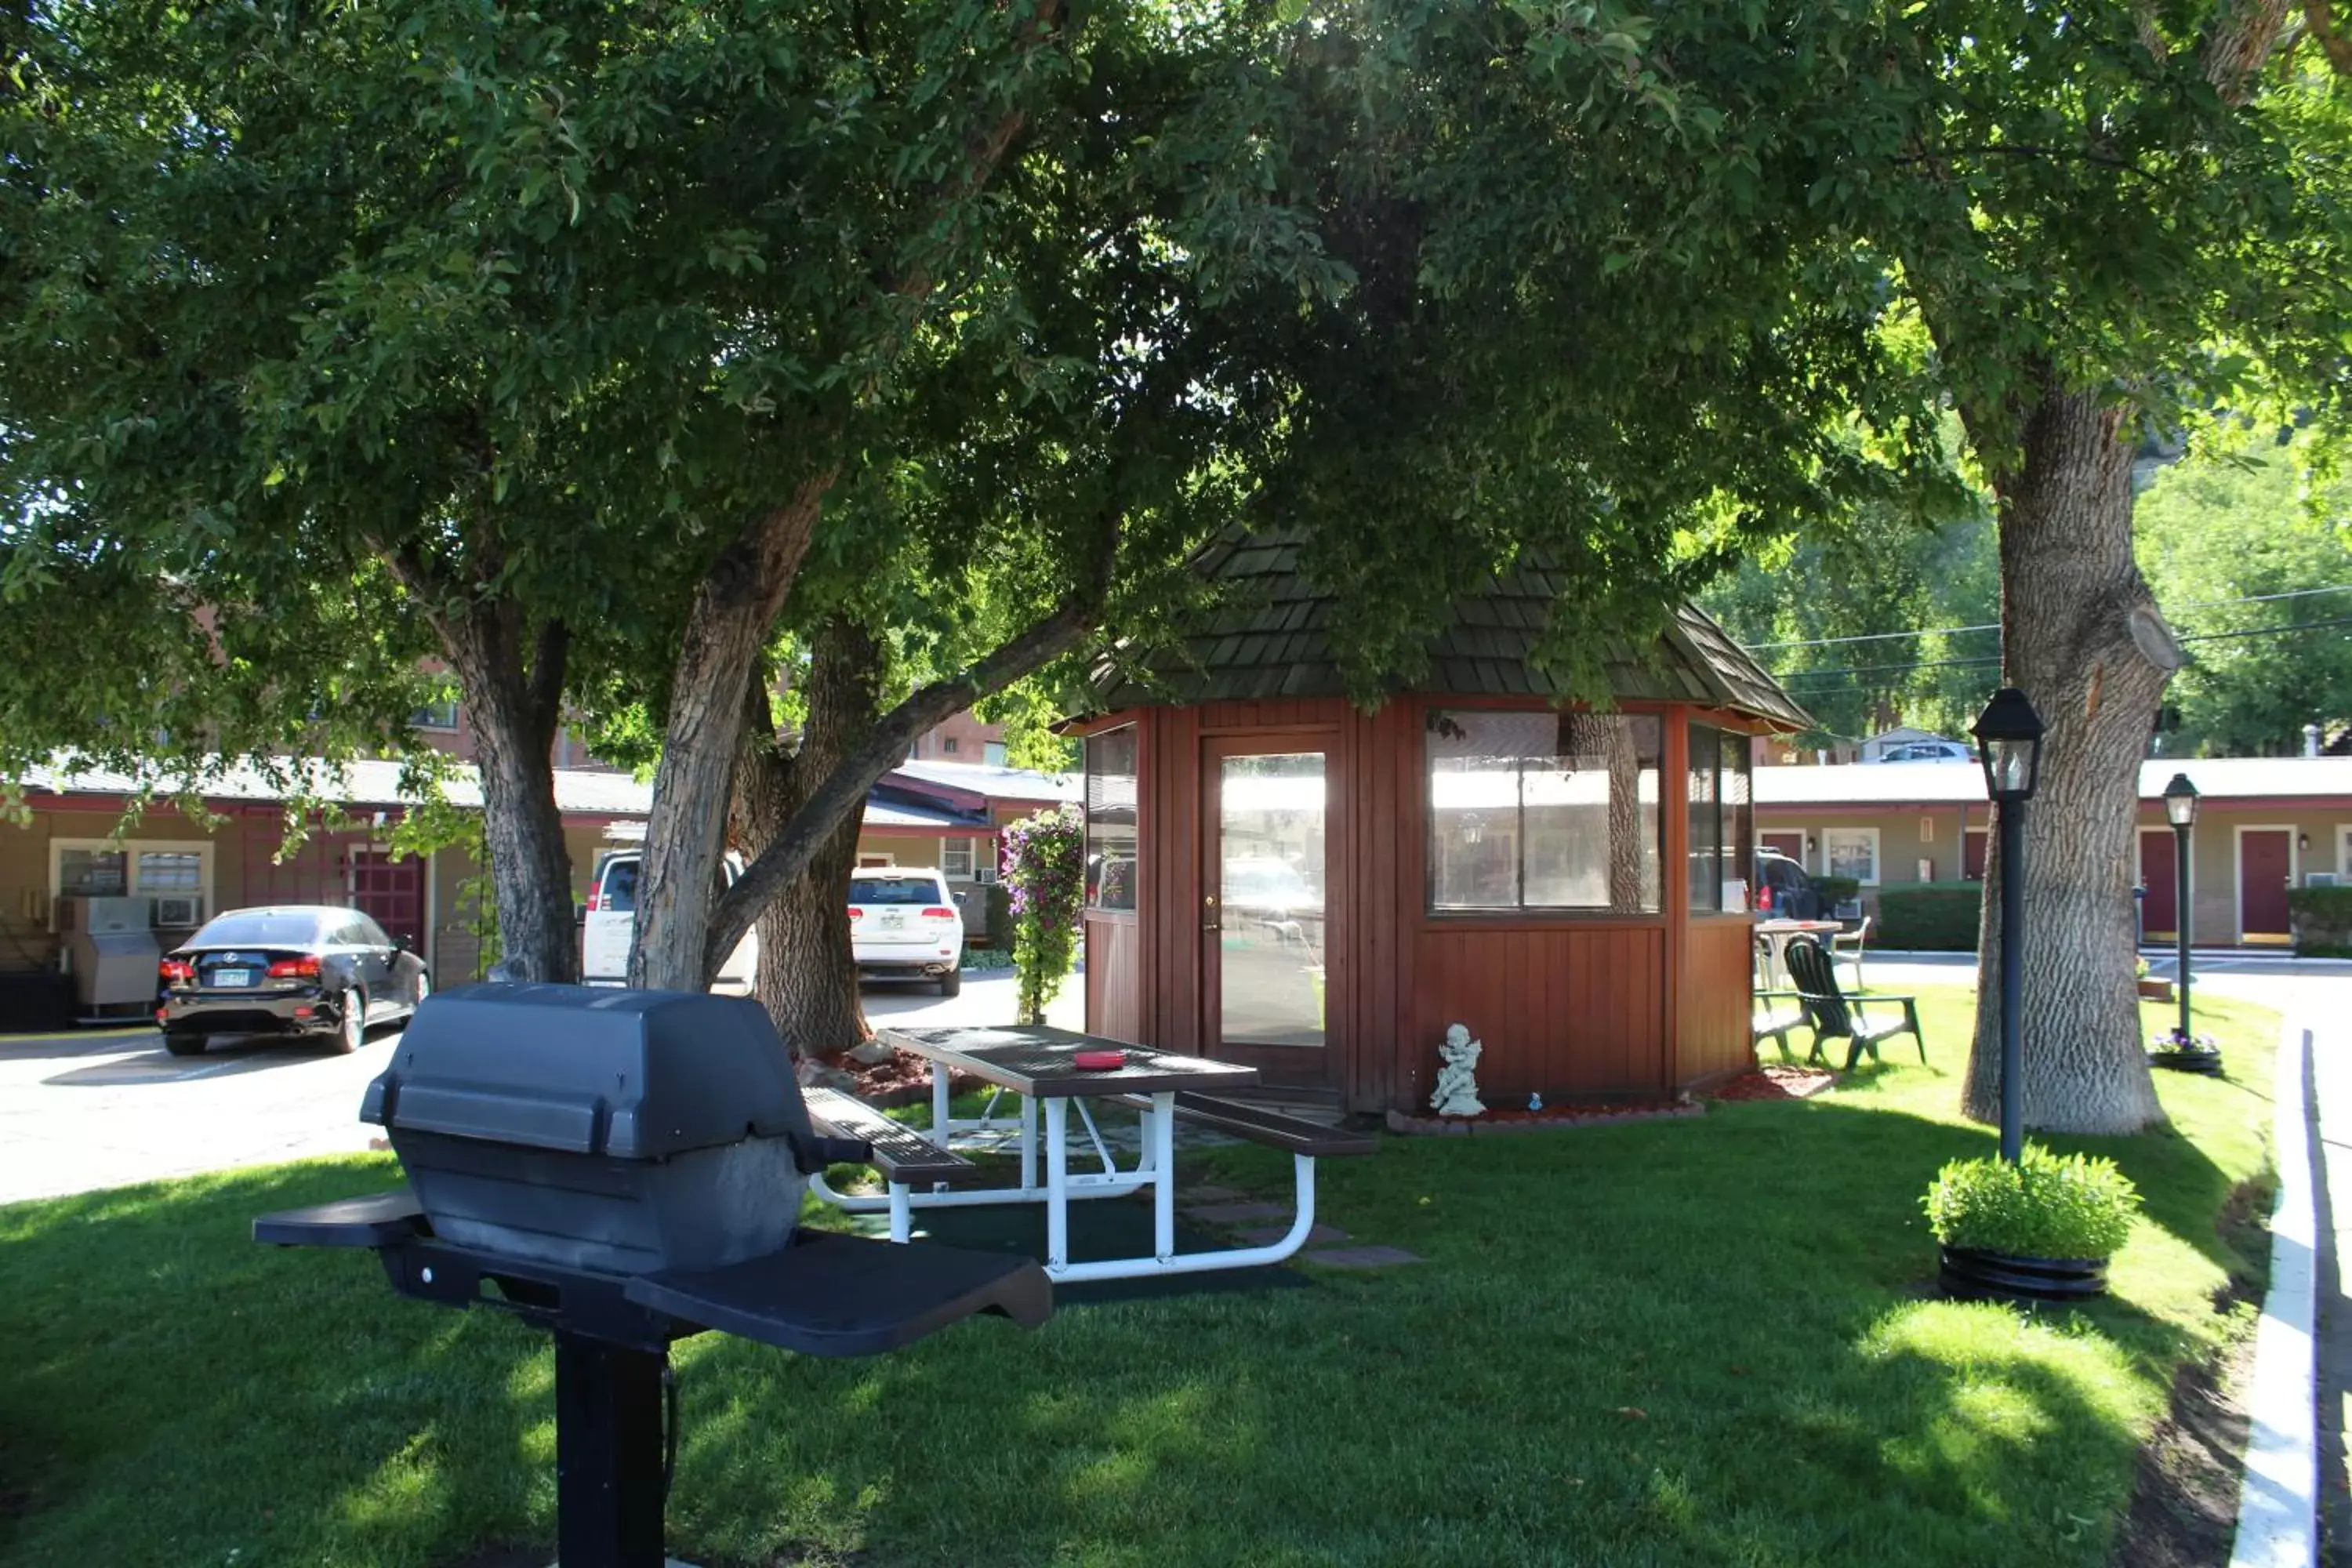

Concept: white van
[[580, 849, 756, 993]]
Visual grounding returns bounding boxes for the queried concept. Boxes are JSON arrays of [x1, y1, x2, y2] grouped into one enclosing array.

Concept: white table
[[807, 1023, 1334, 1283]]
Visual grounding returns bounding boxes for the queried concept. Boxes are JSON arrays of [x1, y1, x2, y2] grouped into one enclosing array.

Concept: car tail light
[[921, 907, 954, 920], [847, 907, 863, 922], [267, 956, 322, 979], [158, 959, 192, 983], [586, 887, 601, 913]]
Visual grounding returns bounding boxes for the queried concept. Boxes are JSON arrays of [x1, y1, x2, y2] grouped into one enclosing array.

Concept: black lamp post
[[1972, 687, 2045, 1164], [2162, 772, 2199, 1044]]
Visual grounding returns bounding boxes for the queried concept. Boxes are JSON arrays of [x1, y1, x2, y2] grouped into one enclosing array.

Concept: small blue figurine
[[1528, 1092, 1544, 1112]]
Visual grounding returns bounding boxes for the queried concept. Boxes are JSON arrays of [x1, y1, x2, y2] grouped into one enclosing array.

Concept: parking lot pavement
[[0, 1025, 391, 1207], [0, 966, 1076, 1207]]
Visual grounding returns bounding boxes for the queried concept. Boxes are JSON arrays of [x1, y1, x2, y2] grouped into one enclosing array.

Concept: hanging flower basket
[[2147, 1029, 2224, 1076]]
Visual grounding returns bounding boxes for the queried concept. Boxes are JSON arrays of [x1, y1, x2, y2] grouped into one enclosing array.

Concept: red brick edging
[[1383, 1103, 1705, 1137]]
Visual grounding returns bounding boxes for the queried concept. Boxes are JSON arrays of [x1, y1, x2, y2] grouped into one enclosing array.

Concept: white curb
[[2227, 1021, 2319, 1568]]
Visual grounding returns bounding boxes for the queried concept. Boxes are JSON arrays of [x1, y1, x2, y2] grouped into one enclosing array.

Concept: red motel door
[[2138, 833, 2177, 942], [350, 849, 425, 952], [2238, 830, 2292, 943]]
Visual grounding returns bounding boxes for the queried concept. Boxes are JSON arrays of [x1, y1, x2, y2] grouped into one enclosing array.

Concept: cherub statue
[[1430, 1023, 1486, 1117]]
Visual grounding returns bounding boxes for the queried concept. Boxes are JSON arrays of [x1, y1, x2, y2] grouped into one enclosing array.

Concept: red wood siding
[[1091, 695, 1720, 1113], [1083, 915, 1142, 1044], [1406, 925, 1667, 1105], [1676, 916, 1756, 1087]]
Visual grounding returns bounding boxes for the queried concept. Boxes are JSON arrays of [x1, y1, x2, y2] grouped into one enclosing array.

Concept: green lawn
[[0, 989, 2279, 1568]]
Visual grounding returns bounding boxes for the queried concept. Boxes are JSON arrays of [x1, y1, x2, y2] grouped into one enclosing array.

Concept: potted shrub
[[2135, 957, 2173, 1004], [1924, 1145, 2140, 1305]]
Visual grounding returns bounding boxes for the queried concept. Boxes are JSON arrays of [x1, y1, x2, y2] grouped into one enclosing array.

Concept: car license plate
[[211, 968, 252, 988], [881, 910, 903, 930]]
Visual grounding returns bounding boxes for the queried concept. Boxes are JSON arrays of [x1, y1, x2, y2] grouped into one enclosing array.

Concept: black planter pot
[[1939, 1244, 2109, 1305], [2149, 1049, 2225, 1077]]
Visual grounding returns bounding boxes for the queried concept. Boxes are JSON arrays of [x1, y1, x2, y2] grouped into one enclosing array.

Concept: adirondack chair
[[1783, 936, 1926, 1070], [1752, 937, 1810, 1060]]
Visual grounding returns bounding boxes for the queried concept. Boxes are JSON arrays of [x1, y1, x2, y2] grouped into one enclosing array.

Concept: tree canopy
[[2138, 425, 2352, 756], [3, 0, 1951, 994]]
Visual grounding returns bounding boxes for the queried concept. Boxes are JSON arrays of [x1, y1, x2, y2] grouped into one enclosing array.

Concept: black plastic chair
[[1784, 936, 1926, 1070]]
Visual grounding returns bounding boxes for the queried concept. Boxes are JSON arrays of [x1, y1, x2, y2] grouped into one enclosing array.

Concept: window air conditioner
[[2307, 872, 2339, 888], [975, 863, 999, 885], [154, 895, 202, 927]]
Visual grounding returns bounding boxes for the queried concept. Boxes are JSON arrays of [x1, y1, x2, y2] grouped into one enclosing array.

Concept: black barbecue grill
[[256, 984, 1051, 1568]]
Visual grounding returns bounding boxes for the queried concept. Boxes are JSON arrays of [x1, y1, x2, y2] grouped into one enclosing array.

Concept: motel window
[[50, 839, 215, 915], [412, 698, 459, 731], [1686, 725, 1754, 913], [942, 838, 975, 880], [1084, 726, 1139, 913], [1427, 710, 1662, 913], [1824, 827, 1882, 887]]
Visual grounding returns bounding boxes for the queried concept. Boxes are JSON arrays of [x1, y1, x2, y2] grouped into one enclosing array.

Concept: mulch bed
[[1704, 1065, 1837, 1102], [822, 1043, 938, 1102]]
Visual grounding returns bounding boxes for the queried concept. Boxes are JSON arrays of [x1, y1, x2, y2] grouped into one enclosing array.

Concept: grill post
[[554, 1332, 669, 1568]]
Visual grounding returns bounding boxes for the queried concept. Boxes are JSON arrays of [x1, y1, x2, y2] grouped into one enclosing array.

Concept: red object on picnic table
[[1072, 1050, 1127, 1071]]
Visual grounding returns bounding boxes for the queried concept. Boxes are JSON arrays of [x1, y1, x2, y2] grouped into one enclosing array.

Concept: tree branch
[[2307, 0, 2352, 73], [1892, 143, 2161, 182], [702, 590, 1103, 984], [2201, 0, 2295, 103], [526, 618, 568, 752]]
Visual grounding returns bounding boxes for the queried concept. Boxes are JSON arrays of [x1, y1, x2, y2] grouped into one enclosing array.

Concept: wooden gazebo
[[1068, 532, 1813, 1117]]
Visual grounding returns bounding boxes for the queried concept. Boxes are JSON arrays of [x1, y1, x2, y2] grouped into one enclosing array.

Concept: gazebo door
[[1200, 737, 1338, 1091]]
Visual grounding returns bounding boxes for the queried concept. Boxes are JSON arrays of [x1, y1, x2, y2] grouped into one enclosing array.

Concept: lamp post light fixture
[[2162, 772, 2199, 1045], [1972, 687, 2046, 1164]]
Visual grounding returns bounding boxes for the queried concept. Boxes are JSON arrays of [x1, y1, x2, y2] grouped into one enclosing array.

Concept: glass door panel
[[1214, 751, 1327, 1049]]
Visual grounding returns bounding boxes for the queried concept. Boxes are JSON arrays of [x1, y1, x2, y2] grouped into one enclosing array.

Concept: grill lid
[[362, 985, 814, 1160]]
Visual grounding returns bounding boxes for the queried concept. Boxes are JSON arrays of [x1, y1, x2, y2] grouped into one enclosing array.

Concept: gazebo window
[[1084, 726, 1139, 912], [1426, 711, 1661, 913], [1687, 726, 1755, 912]]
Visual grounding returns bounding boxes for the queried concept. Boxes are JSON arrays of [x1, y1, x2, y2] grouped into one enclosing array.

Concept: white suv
[[579, 849, 756, 993], [850, 868, 966, 996]]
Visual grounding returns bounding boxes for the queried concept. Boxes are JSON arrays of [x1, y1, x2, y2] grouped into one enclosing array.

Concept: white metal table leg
[[1151, 1091, 1176, 1263], [931, 1059, 953, 1150], [1020, 1093, 1038, 1192], [1044, 1096, 1069, 1272]]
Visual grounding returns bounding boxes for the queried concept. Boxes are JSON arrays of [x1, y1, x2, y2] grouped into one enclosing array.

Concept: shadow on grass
[[0, 1017, 2277, 1568]]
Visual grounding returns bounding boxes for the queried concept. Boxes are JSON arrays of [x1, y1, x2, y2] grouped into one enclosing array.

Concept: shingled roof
[[1093, 529, 1813, 731]]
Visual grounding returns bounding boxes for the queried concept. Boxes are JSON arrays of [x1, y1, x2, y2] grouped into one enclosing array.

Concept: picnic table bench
[[803, 1086, 988, 1243]]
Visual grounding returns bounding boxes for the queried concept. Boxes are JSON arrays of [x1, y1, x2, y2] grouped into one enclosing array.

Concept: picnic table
[[804, 1022, 1371, 1283]]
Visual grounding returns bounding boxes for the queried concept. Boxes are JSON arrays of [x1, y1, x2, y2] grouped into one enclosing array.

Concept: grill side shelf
[[253, 1189, 429, 1249], [626, 1230, 1051, 1357]]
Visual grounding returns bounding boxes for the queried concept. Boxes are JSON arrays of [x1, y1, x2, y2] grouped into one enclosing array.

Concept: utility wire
[[1772, 613, 2352, 691], [1743, 582, 2352, 652]]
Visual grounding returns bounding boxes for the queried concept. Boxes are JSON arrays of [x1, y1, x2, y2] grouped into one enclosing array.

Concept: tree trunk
[[1960, 373, 2181, 1134], [629, 481, 831, 991], [702, 590, 1108, 984], [730, 618, 881, 1059], [390, 544, 579, 985]]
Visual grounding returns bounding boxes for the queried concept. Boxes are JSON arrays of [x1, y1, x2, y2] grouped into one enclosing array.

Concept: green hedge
[[1813, 875, 1862, 905], [1877, 880, 1982, 951], [2289, 886, 2352, 956]]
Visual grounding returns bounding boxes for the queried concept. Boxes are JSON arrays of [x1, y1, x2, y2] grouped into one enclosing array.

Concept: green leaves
[[1924, 1146, 2142, 1261]]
